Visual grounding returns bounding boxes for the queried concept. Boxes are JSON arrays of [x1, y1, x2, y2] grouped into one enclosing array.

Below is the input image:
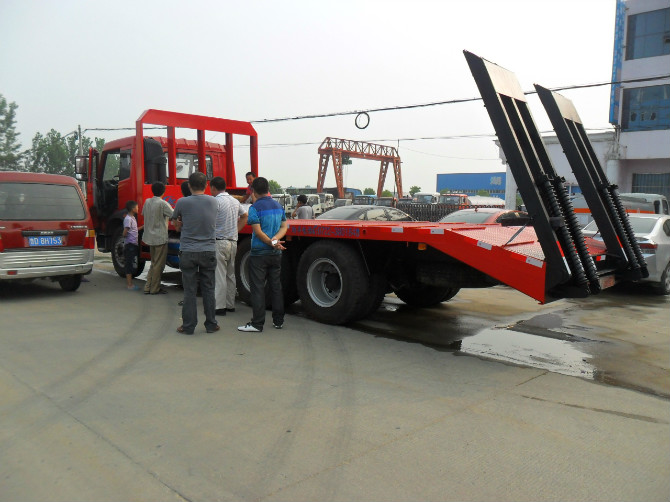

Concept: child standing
[[123, 200, 142, 290]]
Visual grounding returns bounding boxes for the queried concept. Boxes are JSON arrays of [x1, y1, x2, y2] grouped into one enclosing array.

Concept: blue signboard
[[436, 172, 506, 196]]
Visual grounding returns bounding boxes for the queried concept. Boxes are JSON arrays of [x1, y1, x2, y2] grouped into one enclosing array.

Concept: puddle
[[457, 327, 595, 378]]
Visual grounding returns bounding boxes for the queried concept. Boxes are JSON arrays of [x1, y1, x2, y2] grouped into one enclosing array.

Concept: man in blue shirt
[[238, 177, 287, 332]]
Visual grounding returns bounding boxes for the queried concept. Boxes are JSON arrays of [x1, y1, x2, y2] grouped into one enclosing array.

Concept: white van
[[413, 192, 440, 204]]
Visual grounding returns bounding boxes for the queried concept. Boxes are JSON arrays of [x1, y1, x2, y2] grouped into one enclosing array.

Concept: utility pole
[[78, 125, 83, 155]]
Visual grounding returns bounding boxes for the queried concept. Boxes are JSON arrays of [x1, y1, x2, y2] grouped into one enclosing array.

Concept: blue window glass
[[621, 85, 670, 131], [625, 8, 670, 59]]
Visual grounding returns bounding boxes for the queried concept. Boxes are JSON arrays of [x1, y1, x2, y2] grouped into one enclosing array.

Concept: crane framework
[[317, 137, 402, 199]]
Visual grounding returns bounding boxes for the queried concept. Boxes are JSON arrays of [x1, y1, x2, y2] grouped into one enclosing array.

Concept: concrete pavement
[[0, 266, 668, 501]]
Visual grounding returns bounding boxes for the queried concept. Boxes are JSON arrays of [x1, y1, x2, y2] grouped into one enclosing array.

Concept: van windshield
[[0, 182, 86, 221]]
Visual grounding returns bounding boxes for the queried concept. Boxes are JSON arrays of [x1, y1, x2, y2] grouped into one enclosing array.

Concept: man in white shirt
[[141, 182, 174, 294], [210, 176, 248, 316]]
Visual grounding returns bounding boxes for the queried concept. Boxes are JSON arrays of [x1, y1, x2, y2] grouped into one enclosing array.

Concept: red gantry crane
[[317, 137, 402, 199]]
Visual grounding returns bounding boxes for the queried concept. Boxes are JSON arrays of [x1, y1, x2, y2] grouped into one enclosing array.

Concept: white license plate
[[28, 236, 63, 247]]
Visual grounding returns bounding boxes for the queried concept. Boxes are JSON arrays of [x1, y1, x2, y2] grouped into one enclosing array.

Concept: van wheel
[[59, 275, 82, 292], [297, 241, 367, 324], [394, 283, 460, 307], [111, 227, 145, 278]]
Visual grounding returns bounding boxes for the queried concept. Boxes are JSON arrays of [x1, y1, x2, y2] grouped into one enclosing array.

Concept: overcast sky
[[1, 0, 617, 193]]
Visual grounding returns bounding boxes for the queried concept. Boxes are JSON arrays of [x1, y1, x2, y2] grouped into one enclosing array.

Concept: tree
[[440, 188, 452, 194], [0, 94, 22, 171], [381, 189, 393, 197], [268, 179, 282, 194], [363, 187, 375, 195], [24, 130, 105, 177], [409, 185, 421, 196], [477, 189, 491, 196]]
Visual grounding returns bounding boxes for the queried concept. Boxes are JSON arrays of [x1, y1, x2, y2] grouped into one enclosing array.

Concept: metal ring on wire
[[355, 112, 370, 129]]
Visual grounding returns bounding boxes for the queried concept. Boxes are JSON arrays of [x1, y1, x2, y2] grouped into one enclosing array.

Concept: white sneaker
[[238, 323, 261, 332]]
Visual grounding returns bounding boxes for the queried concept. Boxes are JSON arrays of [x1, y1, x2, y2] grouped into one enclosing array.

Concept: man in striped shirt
[[210, 176, 248, 316]]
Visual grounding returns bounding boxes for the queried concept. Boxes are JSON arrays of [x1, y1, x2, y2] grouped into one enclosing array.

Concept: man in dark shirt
[[238, 177, 287, 332], [172, 172, 219, 335]]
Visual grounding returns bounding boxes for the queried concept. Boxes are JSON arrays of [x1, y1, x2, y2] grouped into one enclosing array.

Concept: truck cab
[[438, 193, 471, 206], [413, 192, 439, 204], [75, 109, 258, 276]]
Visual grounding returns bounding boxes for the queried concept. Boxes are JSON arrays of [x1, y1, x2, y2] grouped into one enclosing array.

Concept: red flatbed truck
[[76, 52, 647, 326]]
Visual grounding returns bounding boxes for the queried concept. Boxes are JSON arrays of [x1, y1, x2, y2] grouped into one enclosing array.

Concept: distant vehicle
[[304, 194, 324, 216], [467, 195, 505, 207], [0, 171, 95, 291], [439, 208, 530, 226], [572, 192, 669, 227], [353, 195, 377, 205], [317, 193, 335, 211], [413, 192, 440, 204], [272, 193, 295, 215], [583, 214, 670, 295], [438, 193, 471, 205], [334, 198, 352, 208], [317, 205, 414, 222], [375, 197, 397, 208]]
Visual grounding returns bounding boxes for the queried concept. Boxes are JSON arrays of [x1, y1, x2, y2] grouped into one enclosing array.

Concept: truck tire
[[58, 274, 83, 292], [349, 273, 386, 322], [111, 227, 145, 278], [297, 240, 368, 324], [235, 237, 299, 307], [235, 237, 253, 305], [394, 283, 460, 308]]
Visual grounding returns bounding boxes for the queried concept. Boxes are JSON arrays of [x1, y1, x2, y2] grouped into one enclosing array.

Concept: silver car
[[583, 214, 670, 295]]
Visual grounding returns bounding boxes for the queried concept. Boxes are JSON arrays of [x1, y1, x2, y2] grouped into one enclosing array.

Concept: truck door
[[99, 149, 131, 219]]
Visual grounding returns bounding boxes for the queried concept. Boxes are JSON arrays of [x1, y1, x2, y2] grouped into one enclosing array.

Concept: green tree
[[477, 189, 491, 196], [0, 94, 22, 171], [440, 188, 451, 194], [409, 185, 421, 196], [381, 189, 393, 197], [24, 130, 104, 176], [363, 187, 375, 195], [268, 179, 282, 194]]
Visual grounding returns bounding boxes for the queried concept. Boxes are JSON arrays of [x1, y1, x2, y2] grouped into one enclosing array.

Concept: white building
[[503, 0, 670, 208]]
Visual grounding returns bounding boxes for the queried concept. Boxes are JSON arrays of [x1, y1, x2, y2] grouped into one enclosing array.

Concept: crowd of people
[[122, 172, 290, 335]]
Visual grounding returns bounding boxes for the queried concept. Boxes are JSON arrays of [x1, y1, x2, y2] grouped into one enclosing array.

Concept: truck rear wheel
[[111, 227, 145, 278], [394, 283, 460, 308], [234, 237, 298, 307], [297, 241, 368, 324]]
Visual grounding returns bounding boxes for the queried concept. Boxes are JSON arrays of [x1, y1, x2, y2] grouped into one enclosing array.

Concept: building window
[[632, 173, 670, 200], [621, 85, 670, 131], [625, 8, 670, 59]]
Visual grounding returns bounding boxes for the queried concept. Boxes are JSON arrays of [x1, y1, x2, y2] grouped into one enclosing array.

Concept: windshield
[[439, 195, 461, 204], [440, 210, 493, 223], [0, 182, 86, 221], [415, 195, 433, 203], [584, 216, 659, 235]]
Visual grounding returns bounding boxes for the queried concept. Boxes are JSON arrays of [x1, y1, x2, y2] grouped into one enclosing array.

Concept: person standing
[[141, 182, 174, 295], [238, 177, 287, 332], [291, 194, 314, 219], [210, 176, 248, 316], [243, 171, 256, 203], [171, 172, 219, 335], [123, 200, 142, 291]]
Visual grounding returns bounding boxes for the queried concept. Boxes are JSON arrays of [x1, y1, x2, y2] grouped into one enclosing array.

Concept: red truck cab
[[75, 109, 258, 276]]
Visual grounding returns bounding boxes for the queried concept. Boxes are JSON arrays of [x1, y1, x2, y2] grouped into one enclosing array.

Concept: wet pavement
[[350, 284, 670, 398]]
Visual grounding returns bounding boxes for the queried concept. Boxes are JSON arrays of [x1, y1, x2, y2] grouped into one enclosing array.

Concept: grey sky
[[1, 0, 617, 192]]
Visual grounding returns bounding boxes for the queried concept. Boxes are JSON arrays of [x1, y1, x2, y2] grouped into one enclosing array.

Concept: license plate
[[28, 236, 63, 247]]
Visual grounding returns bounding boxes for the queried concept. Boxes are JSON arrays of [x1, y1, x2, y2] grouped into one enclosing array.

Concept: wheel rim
[[306, 258, 342, 307]]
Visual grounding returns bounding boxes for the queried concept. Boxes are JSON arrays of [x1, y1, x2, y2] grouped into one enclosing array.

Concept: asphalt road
[[1, 258, 668, 502]]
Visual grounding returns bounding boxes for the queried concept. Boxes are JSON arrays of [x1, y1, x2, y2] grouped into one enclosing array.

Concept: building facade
[[435, 172, 506, 197], [490, 0, 670, 208]]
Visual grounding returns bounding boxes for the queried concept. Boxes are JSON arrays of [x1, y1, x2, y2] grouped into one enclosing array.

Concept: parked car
[[334, 198, 352, 208], [375, 197, 397, 207], [0, 171, 95, 291], [582, 214, 670, 295], [353, 195, 377, 205], [439, 207, 530, 226], [316, 205, 414, 222]]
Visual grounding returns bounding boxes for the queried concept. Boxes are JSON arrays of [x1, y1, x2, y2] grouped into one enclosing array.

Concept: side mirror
[[74, 156, 89, 181]]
